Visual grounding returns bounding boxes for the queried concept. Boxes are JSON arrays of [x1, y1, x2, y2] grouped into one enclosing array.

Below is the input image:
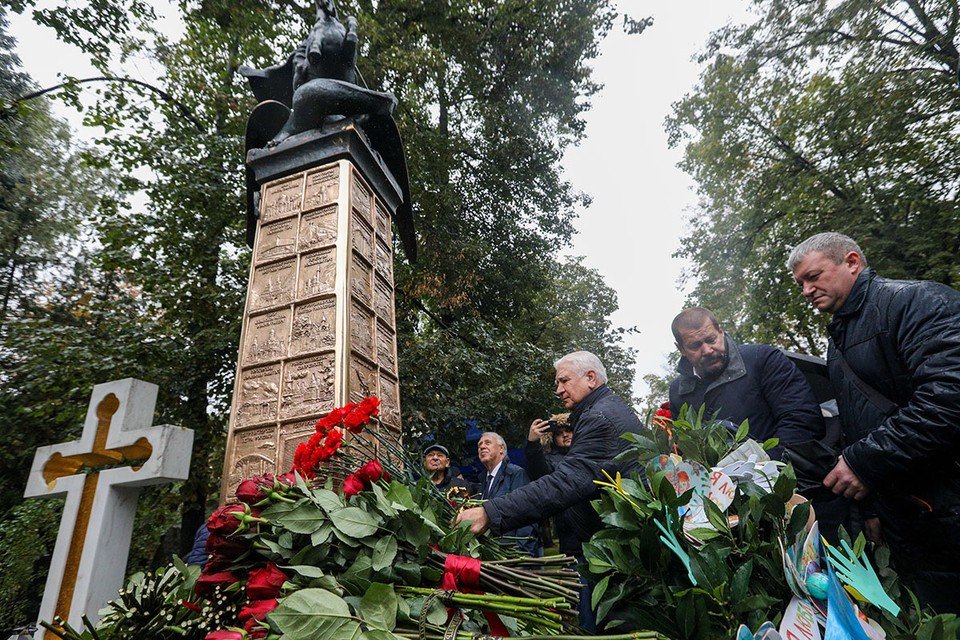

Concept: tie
[[484, 474, 494, 498]]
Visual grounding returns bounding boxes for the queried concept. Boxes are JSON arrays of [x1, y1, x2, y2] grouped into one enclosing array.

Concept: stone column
[[221, 123, 402, 502]]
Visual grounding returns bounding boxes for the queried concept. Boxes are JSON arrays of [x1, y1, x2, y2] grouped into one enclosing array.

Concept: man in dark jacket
[[668, 307, 825, 460], [790, 231, 960, 613], [422, 444, 472, 495], [456, 351, 644, 630], [476, 432, 543, 557]]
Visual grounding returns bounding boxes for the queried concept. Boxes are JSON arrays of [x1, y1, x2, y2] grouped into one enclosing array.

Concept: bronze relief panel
[[298, 248, 337, 300], [226, 425, 278, 497], [245, 309, 291, 365], [303, 165, 339, 212], [290, 298, 336, 357], [235, 364, 281, 428], [255, 218, 298, 265], [280, 353, 336, 420], [261, 174, 304, 224], [250, 258, 296, 312], [299, 205, 338, 252]]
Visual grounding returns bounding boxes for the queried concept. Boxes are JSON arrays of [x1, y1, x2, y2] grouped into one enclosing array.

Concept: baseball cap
[[423, 444, 450, 457]]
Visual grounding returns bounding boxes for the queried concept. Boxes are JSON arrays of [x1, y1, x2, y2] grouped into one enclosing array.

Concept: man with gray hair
[[475, 431, 542, 556], [456, 350, 644, 630], [790, 231, 960, 612]]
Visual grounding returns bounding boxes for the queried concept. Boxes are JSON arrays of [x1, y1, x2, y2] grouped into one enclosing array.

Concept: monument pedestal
[[222, 123, 403, 501]]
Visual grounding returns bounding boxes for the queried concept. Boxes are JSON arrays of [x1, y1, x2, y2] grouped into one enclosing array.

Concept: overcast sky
[[10, 0, 754, 402]]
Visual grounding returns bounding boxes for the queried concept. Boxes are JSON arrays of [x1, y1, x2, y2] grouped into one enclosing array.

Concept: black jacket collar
[[570, 384, 611, 426], [833, 268, 874, 320], [675, 334, 746, 396]]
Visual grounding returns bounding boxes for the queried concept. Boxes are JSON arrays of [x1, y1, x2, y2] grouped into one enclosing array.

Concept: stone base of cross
[[22, 378, 194, 640]]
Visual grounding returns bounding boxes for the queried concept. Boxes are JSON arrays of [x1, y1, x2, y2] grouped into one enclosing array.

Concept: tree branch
[[6, 76, 205, 132]]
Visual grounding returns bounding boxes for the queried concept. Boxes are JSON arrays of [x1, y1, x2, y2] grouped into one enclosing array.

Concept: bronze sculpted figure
[[240, 0, 415, 259]]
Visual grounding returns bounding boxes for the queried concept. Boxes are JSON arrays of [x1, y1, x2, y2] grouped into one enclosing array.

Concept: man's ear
[[844, 250, 863, 273], [585, 370, 598, 388]]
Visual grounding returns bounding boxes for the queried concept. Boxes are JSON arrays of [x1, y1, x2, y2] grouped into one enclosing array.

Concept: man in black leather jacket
[[456, 351, 645, 629], [790, 232, 960, 613]]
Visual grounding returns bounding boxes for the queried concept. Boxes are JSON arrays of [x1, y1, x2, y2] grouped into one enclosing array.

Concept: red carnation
[[246, 563, 288, 600], [194, 570, 240, 597], [343, 473, 365, 497], [204, 631, 243, 640], [356, 459, 388, 483]]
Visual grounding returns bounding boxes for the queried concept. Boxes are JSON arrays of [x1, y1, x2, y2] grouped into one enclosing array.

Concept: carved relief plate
[[298, 248, 337, 300], [303, 165, 339, 212], [290, 298, 336, 357], [379, 373, 401, 428], [374, 276, 394, 326], [350, 254, 373, 307], [352, 212, 374, 263], [374, 200, 390, 240], [261, 174, 304, 224], [376, 321, 397, 374], [351, 171, 372, 223], [278, 418, 320, 474], [350, 299, 375, 360], [350, 353, 378, 402], [280, 353, 336, 420], [235, 364, 281, 428], [250, 259, 296, 312], [227, 425, 278, 497], [375, 239, 393, 284], [244, 309, 291, 365], [299, 205, 338, 252], [255, 218, 298, 265]]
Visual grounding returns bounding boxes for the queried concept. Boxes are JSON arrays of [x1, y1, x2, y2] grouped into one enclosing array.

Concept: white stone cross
[[22, 379, 194, 640]]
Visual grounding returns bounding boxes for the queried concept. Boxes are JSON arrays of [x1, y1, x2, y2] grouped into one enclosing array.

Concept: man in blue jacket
[[668, 307, 825, 459], [476, 431, 543, 557]]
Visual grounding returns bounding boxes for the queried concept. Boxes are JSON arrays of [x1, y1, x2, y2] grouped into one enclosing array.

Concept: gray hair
[[480, 432, 506, 449], [554, 351, 608, 384], [788, 232, 868, 271]]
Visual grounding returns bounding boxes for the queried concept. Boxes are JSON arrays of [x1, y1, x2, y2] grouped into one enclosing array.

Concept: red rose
[[276, 471, 297, 487], [246, 563, 288, 600], [205, 533, 249, 559], [194, 571, 240, 597], [245, 623, 268, 639], [203, 553, 234, 573], [356, 460, 388, 483], [238, 598, 278, 623], [343, 473, 365, 497], [235, 475, 274, 505], [204, 631, 243, 640], [206, 504, 247, 535]]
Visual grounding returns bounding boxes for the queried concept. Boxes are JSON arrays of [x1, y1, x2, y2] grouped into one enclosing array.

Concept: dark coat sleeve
[[758, 347, 826, 447], [844, 283, 960, 487], [184, 523, 209, 566], [483, 410, 625, 535], [525, 441, 554, 481]]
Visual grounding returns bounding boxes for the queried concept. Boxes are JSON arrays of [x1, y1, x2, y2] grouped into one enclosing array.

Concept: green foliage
[[0, 499, 61, 631], [666, 0, 960, 353], [585, 408, 794, 638]]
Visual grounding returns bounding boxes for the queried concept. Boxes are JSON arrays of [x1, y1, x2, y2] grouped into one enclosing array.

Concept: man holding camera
[[456, 351, 644, 630]]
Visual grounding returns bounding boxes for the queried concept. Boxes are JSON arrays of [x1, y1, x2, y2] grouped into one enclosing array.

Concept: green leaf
[[735, 420, 749, 442], [359, 583, 397, 631], [312, 523, 333, 546], [591, 575, 610, 609], [359, 632, 402, 640], [270, 588, 361, 640], [729, 559, 753, 602], [330, 507, 379, 539], [786, 501, 812, 543], [282, 565, 327, 579], [761, 437, 779, 451], [312, 488, 344, 513], [278, 503, 327, 535], [371, 536, 398, 572]]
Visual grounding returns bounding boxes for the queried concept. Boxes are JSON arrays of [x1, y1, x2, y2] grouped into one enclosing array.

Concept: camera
[[545, 419, 561, 433]]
